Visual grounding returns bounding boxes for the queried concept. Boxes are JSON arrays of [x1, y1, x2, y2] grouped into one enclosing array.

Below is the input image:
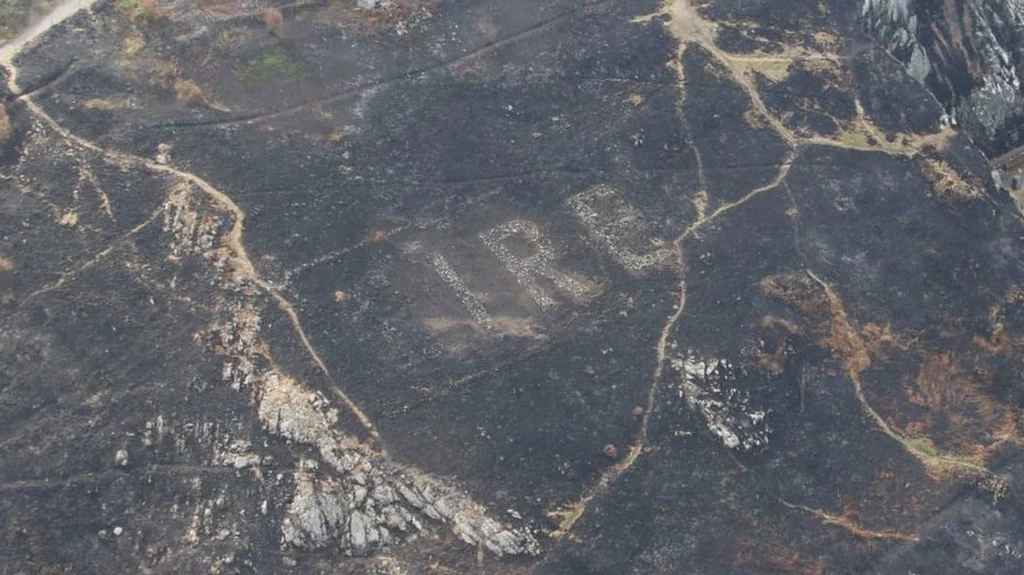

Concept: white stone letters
[[479, 219, 598, 310], [416, 183, 667, 328], [567, 185, 675, 275], [428, 252, 495, 330]]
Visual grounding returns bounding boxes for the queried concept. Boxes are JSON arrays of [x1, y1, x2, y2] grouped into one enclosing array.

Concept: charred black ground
[[3, 0, 1024, 573]]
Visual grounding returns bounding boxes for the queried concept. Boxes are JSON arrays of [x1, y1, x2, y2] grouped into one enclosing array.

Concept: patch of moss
[[907, 438, 938, 458], [240, 52, 306, 83], [117, 0, 161, 24], [118, 0, 144, 19]]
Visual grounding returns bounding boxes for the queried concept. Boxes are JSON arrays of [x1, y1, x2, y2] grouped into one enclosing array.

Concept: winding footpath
[[0, 0, 100, 67]]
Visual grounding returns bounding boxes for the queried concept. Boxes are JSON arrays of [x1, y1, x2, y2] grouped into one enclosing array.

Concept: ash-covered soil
[[3, 0, 1024, 573]]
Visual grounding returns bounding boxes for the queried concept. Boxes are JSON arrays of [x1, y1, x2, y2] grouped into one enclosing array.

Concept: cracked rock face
[[861, 0, 1024, 156], [281, 462, 541, 557]]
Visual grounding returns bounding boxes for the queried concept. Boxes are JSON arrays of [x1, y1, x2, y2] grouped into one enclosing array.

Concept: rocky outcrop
[[860, 0, 1024, 157], [671, 355, 771, 453], [261, 369, 540, 557], [165, 178, 539, 558]]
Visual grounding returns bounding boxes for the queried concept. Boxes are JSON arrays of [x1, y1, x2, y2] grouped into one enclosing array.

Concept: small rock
[[350, 512, 367, 549], [397, 484, 423, 508], [631, 405, 645, 417], [371, 484, 395, 504], [602, 444, 618, 459], [113, 526, 123, 536], [114, 449, 129, 467], [357, 0, 377, 9], [232, 455, 255, 469], [352, 485, 368, 506]]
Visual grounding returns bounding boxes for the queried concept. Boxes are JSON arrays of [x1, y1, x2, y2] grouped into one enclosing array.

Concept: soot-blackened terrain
[[3, 0, 1024, 573]]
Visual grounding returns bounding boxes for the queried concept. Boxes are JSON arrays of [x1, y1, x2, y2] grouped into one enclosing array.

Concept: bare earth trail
[[548, 0, 997, 542], [2, 0, 813, 549], [1, 4, 383, 445], [4, 0, 1023, 571], [0, 0, 101, 64]]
